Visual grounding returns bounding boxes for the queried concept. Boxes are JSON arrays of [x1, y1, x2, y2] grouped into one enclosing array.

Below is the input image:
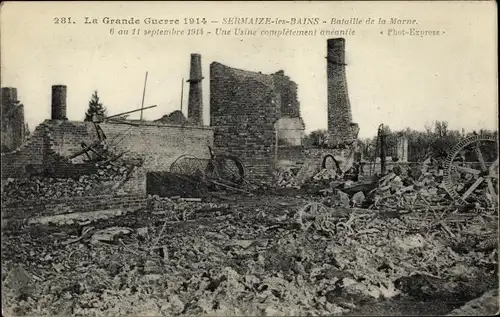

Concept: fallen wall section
[[2, 194, 147, 225]]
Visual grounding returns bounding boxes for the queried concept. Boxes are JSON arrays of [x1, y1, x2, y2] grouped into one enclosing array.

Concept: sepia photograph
[[1, 1, 498, 316]]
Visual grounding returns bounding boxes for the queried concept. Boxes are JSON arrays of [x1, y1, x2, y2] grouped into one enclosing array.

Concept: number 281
[[54, 17, 73, 24]]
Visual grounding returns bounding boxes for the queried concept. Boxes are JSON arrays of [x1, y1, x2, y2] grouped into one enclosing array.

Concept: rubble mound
[[2, 159, 143, 204], [2, 193, 498, 316]]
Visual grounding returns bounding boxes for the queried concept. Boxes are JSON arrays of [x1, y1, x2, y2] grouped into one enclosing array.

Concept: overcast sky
[[1, 1, 497, 138]]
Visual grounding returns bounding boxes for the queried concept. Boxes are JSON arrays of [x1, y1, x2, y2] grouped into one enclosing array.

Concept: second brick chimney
[[187, 53, 204, 126]]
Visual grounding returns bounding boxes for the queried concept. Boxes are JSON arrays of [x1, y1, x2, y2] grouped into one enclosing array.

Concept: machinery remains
[[66, 105, 157, 164], [169, 145, 248, 193], [443, 134, 498, 209]]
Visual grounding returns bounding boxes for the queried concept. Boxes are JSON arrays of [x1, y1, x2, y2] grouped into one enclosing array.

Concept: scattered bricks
[[2, 194, 148, 221], [1, 157, 145, 204], [351, 191, 366, 207], [90, 227, 132, 244], [3, 265, 34, 299], [137, 227, 149, 238]]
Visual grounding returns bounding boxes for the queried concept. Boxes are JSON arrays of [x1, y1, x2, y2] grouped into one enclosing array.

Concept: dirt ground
[[2, 192, 499, 316]]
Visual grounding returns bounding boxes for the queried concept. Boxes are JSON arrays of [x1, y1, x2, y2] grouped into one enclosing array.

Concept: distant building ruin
[[1, 87, 25, 152], [326, 38, 359, 146], [396, 136, 409, 162], [1, 85, 214, 184], [155, 110, 188, 125], [3, 41, 361, 182]]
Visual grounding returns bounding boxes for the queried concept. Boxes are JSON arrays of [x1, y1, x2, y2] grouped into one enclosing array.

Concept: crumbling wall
[[1, 122, 48, 177], [272, 71, 301, 117], [210, 62, 281, 181], [1, 120, 214, 194], [275, 116, 305, 146], [154, 110, 188, 125], [1, 87, 25, 152], [210, 62, 305, 181], [277, 145, 306, 163], [44, 121, 213, 170]]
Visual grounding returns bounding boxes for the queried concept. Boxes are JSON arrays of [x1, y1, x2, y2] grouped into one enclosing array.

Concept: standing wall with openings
[[210, 62, 304, 180]]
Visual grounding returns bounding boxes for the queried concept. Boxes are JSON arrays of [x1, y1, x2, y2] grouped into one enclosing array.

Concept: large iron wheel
[[322, 154, 341, 172], [170, 154, 208, 177], [205, 155, 246, 184], [443, 134, 498, 208]]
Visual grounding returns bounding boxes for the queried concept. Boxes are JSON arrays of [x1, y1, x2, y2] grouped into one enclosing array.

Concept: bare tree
[[305, 129, 328, 147]]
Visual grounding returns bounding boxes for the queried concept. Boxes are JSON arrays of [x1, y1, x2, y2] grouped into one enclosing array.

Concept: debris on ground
[[1, 158, 143, 204], [1, 147, 498, 316], [90, 227, 133, 243], [2, 193, 497, 316]]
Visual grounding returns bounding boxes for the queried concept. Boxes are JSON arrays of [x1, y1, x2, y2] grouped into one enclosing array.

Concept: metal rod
[[105, 105, 157, 120], [140, 71, 148, 121], [275, 129, 279, 162], [67, 140, 102, 159], [180, 77, 184, 113], [380, 125, 387, 175]]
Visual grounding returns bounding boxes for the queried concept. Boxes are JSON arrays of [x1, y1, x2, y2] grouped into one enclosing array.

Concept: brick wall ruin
[[1, 83, 214, 222], [272, 71, 301, 118], [326, 38, 359, 146], [155, 110, 188, 125], [210, 62, 303, 180], [1, 87, 26, 152], [1, 120, 214, 193], [275, 117, 305, 146]]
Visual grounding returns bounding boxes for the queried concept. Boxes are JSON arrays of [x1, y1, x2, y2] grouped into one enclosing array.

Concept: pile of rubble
[[146, 195, 231, 221], [2, 192, 497, 316], [367, 161, 496, 212], [276, 166, 348, 189], [1, 159, 143, 204], [275, 166, 301, 188], [291, 157, 497, 212]]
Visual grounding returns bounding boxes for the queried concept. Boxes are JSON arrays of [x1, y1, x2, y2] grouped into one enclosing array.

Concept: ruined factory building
[[155, 110, 188, 125], [1, 84, 214, 192]]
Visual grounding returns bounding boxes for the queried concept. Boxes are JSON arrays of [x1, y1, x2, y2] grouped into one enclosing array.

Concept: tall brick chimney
[[326, 38, 354, 144], [187, 53, 204, 126], [51, 85, 67, 120]]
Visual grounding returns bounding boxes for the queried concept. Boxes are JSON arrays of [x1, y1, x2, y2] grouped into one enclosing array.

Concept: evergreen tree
[[84, 91, 107, 121]]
